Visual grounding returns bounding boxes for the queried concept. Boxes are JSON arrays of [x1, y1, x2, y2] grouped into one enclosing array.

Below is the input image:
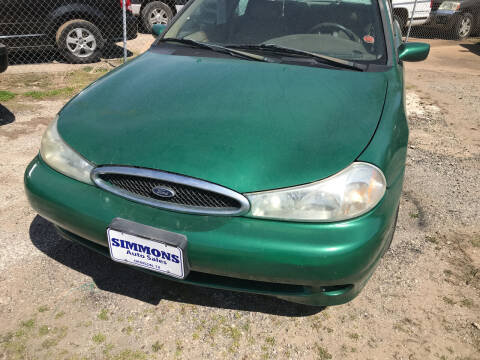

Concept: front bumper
[[25, 155, 402, 306], [424, 10, 460, 29]]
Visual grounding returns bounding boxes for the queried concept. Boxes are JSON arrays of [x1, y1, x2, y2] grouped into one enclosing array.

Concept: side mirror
[[152, 24, 167, 37], [0, 44, 8, 73], [398, 42, 430, 62]]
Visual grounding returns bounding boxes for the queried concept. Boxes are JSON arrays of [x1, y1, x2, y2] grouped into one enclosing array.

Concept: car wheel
[[454, 13, 473, 40], [56, 20, 104, 64], [142, 1, 173, 32]]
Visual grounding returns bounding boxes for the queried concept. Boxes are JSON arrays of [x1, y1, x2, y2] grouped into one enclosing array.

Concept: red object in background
[[363, 35, 375, 44], [120, 0, 133, 12]]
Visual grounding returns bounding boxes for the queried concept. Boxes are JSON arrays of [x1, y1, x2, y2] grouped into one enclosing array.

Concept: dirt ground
[[0, 37, 479, 360]]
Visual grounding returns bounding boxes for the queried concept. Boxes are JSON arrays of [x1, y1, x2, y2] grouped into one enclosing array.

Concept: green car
[[25, 0, 429, 306]]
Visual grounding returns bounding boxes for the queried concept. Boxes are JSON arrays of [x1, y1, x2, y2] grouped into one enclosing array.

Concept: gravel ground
[[0, 38, 479, 360]]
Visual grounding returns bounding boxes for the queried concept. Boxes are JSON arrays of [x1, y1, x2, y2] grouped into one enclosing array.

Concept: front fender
[[357, 67, 408, 188]]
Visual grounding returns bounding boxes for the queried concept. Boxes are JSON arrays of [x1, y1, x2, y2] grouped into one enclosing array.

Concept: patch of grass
[[1, 333, 27, 359], [265, 336, 275, 346], [20, 319, 35, 329], [409, 212, 419, 219], [121, 326, 133, 335], [95, 67, 109, 73], [471, 237, 480, 248], [0, 90, 16, 101], [224, 326, 242, 349], [425, 236, 438, 244], [92, 333, 106, 344], [14, 329, 26, 338], [0, 332, 14, 343], [311, 320, 322, 331], [460, 298, 474, 308], [109, 349, 148, 360], [65, 69, 103, 88], [82, 66, 94, 72], [348, 332, 360, 340], [443, 296, 456, 305], [324, 327, 333, 333], [242, 320, 250, 333], [192, 332, 199, 340], [98, 309, 109, 321], [38, 325, 49, 336], [314, 343, 332, 360], [151, 341, 163, 352], [41, 326, 68, 348], [103, 343, 115, 356], [18, 73, 52, 88], [55, 311, 65, 319], [175, 340, 183, 357], [207, 324, 219, 340], [393, 318, 419, 334], [41, 337, 59, 349], [37, 305, 50, 313], [24, 87, 76, 100]]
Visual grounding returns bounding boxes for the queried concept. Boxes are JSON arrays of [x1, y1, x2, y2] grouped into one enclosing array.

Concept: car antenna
[[405, 0, 419, 42]]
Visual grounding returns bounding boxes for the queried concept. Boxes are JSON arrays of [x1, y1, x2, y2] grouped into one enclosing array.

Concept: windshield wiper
[[160, 38, 269, 62], [227, 44, 366, 71]]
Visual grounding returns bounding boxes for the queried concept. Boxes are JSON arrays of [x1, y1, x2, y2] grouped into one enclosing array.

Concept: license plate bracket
[[107, 218, 189, 279]]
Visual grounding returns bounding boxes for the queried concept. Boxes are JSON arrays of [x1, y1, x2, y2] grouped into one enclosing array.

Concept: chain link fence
[[392, 0, 480, 40], [0, 0, 478, 67], [0, 0, 186, 66]]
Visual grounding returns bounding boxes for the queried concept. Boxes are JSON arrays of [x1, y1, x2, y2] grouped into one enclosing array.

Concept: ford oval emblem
[[152, 186, 176, 198]]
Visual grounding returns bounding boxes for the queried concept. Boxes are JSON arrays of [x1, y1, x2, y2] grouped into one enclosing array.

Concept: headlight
[[245, 162, 386, 222], [40, 115, 94, 184], [439, 1, 461, 10]]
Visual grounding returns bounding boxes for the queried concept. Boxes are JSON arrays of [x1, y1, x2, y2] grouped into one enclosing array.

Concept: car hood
[[59, 51, 388, 193]]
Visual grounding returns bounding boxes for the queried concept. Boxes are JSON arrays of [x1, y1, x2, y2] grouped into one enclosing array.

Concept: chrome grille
[[91, 166, 250, 216]]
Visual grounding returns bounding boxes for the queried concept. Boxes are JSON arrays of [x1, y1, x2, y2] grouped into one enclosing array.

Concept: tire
[[454, 13, 473, 40], [56, 20, 104, 64], [141, 1, 174, 33]]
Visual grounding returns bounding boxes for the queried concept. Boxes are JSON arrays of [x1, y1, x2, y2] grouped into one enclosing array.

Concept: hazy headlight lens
[[40, 116, 94, 184], [439, 1, 461, 10], [245, 162, 386, 222]]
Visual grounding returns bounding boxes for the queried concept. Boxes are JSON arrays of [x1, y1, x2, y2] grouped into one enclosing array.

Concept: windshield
[[162, 0, 387, 64]]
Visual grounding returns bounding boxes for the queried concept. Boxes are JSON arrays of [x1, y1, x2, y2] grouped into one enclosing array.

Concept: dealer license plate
[[107, 228, 185, 279]]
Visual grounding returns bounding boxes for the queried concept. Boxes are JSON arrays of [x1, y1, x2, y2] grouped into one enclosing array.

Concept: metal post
[[405, 0, 419, 42], [122, 0, 127, 63]]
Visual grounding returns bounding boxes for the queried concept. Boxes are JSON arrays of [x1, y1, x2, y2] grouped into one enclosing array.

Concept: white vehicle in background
[[392, 0, 433, 28], [130, 0, 188, 32]]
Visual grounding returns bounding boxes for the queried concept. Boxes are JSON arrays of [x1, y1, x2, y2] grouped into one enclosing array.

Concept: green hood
[[59, 51, 387, 193]]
